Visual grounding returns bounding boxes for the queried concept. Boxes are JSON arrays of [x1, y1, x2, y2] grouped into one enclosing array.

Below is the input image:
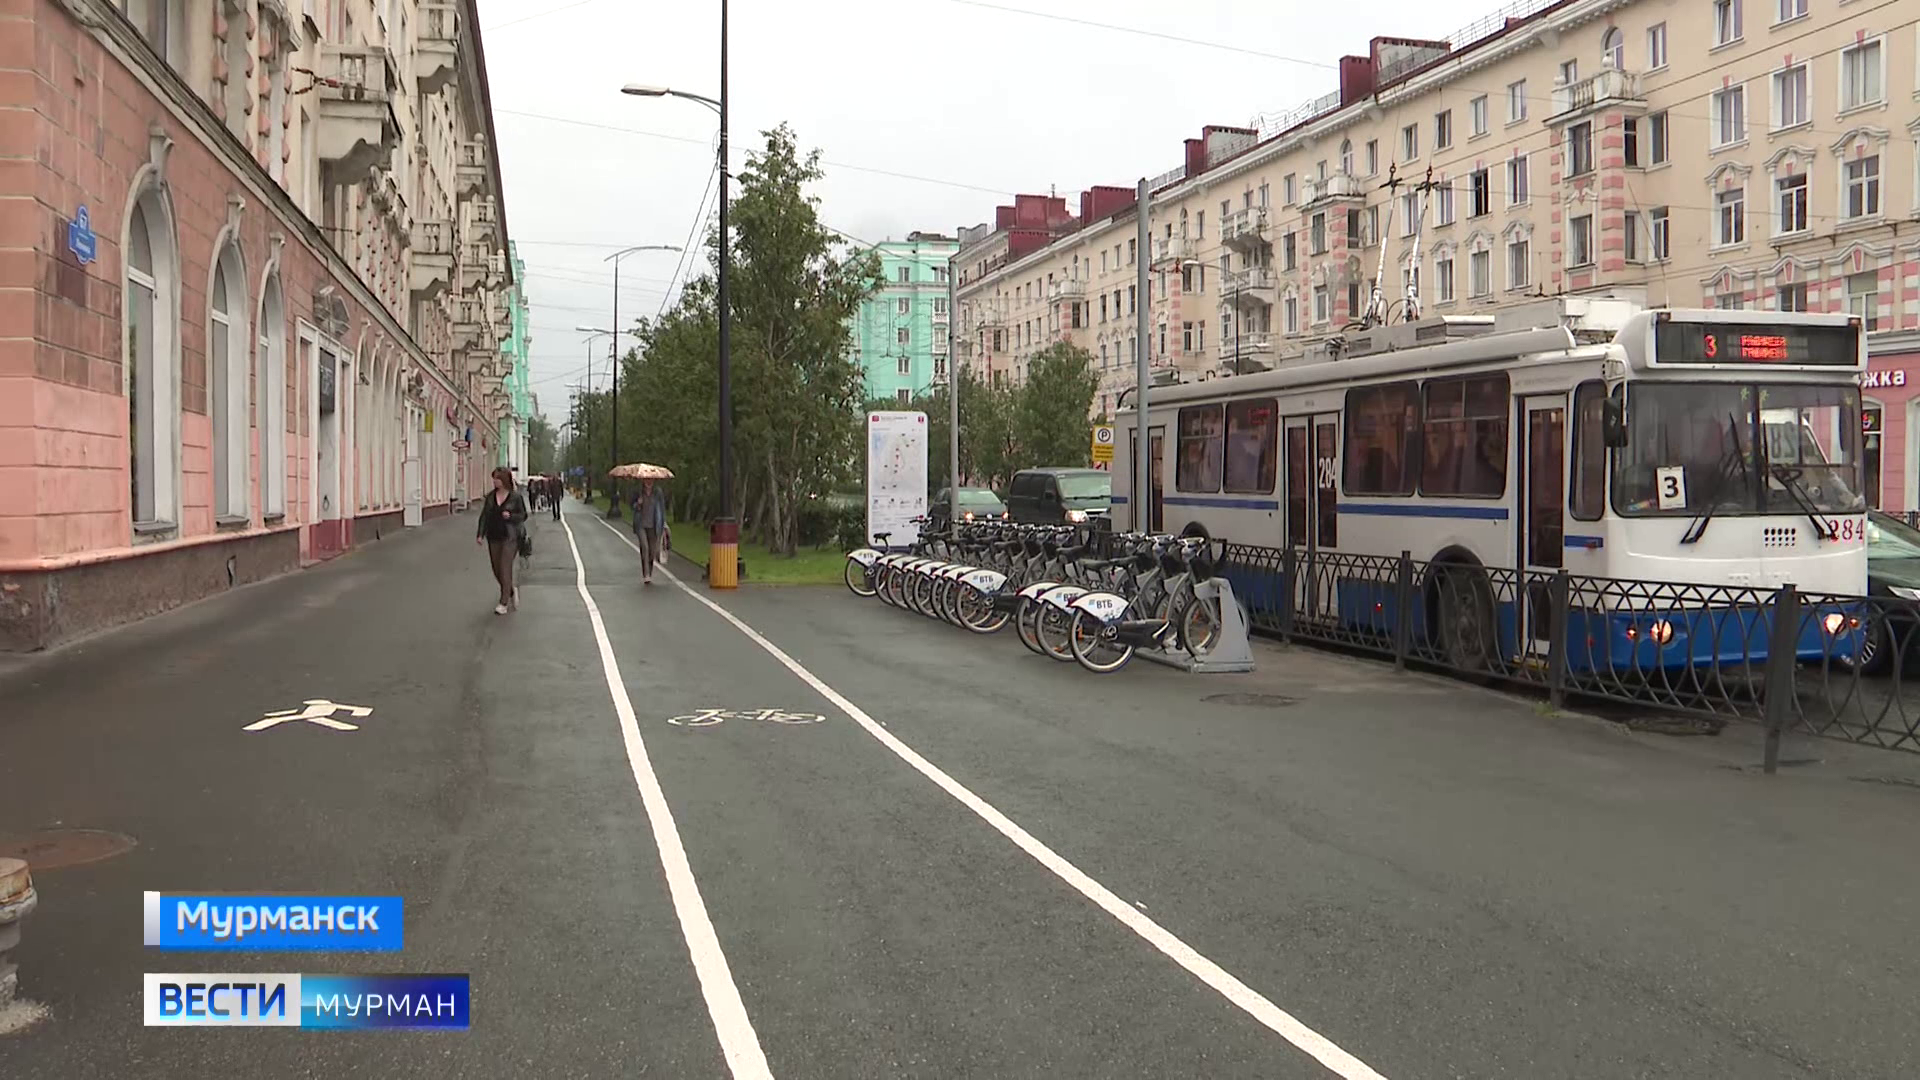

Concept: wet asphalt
[[1, 498, 1918, 1078]]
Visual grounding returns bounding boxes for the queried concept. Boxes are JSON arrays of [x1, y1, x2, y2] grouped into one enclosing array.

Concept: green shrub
[[833, 505, 867, 551]]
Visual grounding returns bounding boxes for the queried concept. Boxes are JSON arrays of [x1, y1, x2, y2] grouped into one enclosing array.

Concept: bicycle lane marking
[[557, 514, 774, 1080], [595, 518, 1389, 1080]]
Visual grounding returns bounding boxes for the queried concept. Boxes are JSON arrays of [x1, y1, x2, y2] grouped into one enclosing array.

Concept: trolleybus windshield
[[1613, 383, 1864, 517]]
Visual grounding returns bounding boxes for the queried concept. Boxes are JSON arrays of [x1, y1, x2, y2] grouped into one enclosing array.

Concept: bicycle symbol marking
[[666, 708, 826, 728], [244, 699, 375, 732]]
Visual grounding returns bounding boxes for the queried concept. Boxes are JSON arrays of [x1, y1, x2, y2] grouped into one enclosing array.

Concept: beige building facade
[[956, 0, 1920, 426]]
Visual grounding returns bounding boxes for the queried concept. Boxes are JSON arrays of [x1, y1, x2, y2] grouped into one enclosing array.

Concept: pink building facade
[[0, 0, 511, 650]]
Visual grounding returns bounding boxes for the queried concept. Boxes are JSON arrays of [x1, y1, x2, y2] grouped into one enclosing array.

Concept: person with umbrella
[[615, 463, 673, 585]]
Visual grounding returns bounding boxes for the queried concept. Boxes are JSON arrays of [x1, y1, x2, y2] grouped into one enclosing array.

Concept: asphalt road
[[2, 498, 1919, 1078]]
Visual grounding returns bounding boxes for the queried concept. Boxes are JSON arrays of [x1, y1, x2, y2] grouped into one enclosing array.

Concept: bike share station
[[845, 411, 1255, 676]]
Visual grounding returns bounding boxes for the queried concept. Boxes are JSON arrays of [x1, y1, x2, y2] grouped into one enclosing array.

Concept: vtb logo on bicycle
[[667, 708, 826, 728]]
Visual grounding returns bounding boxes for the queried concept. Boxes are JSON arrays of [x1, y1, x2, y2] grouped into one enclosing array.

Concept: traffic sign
[[1091, 425, 1115, 465]]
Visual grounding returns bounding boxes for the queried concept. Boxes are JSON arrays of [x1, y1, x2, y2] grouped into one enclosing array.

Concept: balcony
[[409, 220, 454, 301], [1222, 207, 1270, 252], [1302, 173, 1364, 204], [931, 306, 949, 325], [452, 298, 486, 351], [1217, 332, 1275, 368], [456, 140, 488, 198], [1223, 266, 1278, 307], [417, 4, 459, 95], [314, 45, 399, 176], [931, 334, 948, 355], [1151, 235, 1192, 267], [458, 242, 489, 291], [469, 200, 499, 248], [1048, 279, 1086, 302], [1549, 68, 1644, 122]]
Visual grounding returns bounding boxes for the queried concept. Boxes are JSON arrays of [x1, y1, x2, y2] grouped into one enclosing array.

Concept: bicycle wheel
[[1015, 599, 1049, 655], [844, 557, 877, 597], [1038, 604, 1077, 661], [1176, 594, 1223, 655], [958, 588, 1011, 634], [1069, 609, 1134, 673]]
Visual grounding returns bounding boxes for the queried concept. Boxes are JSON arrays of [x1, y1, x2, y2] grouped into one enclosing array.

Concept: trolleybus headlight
[[1067, 509, 1089, 523], [1647, 619, 1675, 645], [963, 511, 975, 521], [1823, 612, 1850, 636]]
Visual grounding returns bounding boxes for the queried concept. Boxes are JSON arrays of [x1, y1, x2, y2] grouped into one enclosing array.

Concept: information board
[[1652, 321, 1860, 366], [866, 411, 928, 549]]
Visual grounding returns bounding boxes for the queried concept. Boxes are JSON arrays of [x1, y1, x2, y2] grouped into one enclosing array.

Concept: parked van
[[1006, 468, 1111, 523]]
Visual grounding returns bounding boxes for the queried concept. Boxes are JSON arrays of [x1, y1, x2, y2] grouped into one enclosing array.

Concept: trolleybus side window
[[1342, 381, 1420, 495], [1420, 373, 1510, 497], [1176, 405, 1224, 493], [1223, 398, 1279, 494], [1286, 425, 1308, 545], [1571, 381, 1607, 520]]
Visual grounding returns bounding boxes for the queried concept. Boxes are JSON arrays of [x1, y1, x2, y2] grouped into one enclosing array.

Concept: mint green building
[[499, 242, 535, 471], [849, 232, 957, 403]]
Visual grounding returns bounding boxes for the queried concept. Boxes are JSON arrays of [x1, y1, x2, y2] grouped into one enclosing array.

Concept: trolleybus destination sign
[[1651, 321, 1860, 365]]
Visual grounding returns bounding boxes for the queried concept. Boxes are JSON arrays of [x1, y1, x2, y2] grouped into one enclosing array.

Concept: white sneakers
[[493, 603, 509, 615]]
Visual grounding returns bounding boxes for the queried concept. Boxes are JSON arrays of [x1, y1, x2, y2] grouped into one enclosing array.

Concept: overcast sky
[[477, 0, 1499, 420]]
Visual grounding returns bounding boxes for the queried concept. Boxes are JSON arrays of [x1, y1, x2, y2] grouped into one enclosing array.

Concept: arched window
[[1340, 138, 1354, 176], [209, 242, 248, 521], [258, 272, 286, 517], [126, 188, 178, 530], [1601, 27, 1624, 69]]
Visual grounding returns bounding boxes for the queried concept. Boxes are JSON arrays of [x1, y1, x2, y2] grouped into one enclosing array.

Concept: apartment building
[[955, 0, 1920, 503], [0, 0, 523, 649], [849, 232, 957, 403]]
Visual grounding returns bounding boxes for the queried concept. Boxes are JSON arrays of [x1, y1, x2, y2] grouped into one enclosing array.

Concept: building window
[[896, 388, 911, 405], [1181, 321, 1194, 354], [934, 356, 946, 379], [1848, 271, 1879, 330], [1283, 232, 1298, 270], [897, 297, 910, 315], [1558, 59, 1579, 87], [1339, 138, 1354, 175], [1310, 213, 1327, 255], [1624, 117, 1640, 166], [1421, 374, 1509, 498], [1601, 27, 1624, 69], [1711, 85, 1746, 147], [126, 0, 189, 69], [1845, 155, 1882, 219], [933, 297, 947, 316], [1099, 343, 1107, 368], [933, 264, 948, 281], [1777, 282, 1808, 311], [1506, 157, 1530, 207], [1401, 192, 1420, 236], [897, 265, 910, 283], [1646, 23, 1667, 69], [1128, 238, 1136, 264], [1648, 111, 1669, 165], [1436, 255, 1455, 302], [1283, 294, 1299, 333], [1713, 0, 1742, 46], [1197, 210, 1206, 238], [258, 271, 285, 517], [1624, 211, 1641, 261], [1508, 237, 1532, 287], [1128, 284, 1136, 313], [1469, 96, 1488, 137], [1434, 110, 1453, 151], [1507, 80, 1528, 123], [897, 354, 911, 376], [897, 327, 910, 346], [1197, 320, 1206, 352], [1715, 187, 1746, 246], [1776, 172, 1808, 234], [1344, 382, 1420, 495], [1777, 0, 1806, 22], [1313, 285, 1329, 324], [1099, 295, 1108, 322], [1401, 123, 1419, 162], [125, 188, 177, 530], [1348, 281, 1362, 318], [1773, 64, 1810, 130], [1568, 216, 1594, 268], [1436, 183, 1456, 225], [1567, 122, 1594, 177], [1469, 249, 1491, 297], [1650, 206, 1670, 259], [209, 243, 249, 521], [1840, 39, 1884, 111], [1364, 139, 1378, 176], [1469, 169, 1491, 216], [1259, 182, 1270, 207], [1283, 174, 1297, 205]]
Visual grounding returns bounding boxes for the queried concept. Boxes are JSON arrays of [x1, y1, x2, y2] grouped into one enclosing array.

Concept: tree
[[527, 416, 558, 474], [1013, 343, 1098, 471]]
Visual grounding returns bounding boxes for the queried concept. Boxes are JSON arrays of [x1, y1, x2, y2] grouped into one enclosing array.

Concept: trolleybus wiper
[[1767, 463, 1835, 541], [1680, 413, 1751, 546]]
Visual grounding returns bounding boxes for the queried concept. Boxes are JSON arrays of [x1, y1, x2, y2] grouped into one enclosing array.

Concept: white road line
[[591, 516, 1387, 1080], [558, 514, 774, 1080]]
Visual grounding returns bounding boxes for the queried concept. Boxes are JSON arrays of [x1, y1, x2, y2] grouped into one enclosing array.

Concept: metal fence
[[1218, 543, 1920, 770]]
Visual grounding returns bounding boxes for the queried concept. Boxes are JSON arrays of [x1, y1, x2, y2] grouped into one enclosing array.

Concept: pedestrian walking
[[629, 477, 668, 585], [549, 474, 562, 520], [476, 466, 528, 614]]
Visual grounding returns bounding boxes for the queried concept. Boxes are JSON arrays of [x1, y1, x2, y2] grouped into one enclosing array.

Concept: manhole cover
[[1203, 692, 1299, 708], [0, 829, 137, 869]]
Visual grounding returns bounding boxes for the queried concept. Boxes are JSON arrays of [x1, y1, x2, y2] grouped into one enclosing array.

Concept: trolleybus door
[[1128, 426, 1165, 533], [1518, 394, 1567, 663], [1284, 413, 1340, 623]]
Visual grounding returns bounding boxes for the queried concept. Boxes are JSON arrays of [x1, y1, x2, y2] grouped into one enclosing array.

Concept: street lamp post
[[624, 19, 735, 588], [578, 323, 647, 510], [599, 247, 681, 518]]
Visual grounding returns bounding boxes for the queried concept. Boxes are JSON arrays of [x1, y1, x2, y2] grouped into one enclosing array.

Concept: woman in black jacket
[[475, 466, 528, 614]]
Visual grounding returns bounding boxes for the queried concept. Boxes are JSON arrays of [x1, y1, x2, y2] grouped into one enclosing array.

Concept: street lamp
[[597, 248, 681, 519], [621, 0, 736, 589]]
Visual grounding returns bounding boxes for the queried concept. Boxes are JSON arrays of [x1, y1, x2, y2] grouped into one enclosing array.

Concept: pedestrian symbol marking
[[667, 708, 825, 728], [245, 699, 375, 732]]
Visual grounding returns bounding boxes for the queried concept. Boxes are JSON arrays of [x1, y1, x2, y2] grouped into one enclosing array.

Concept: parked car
[[929, 487, 1008, 527], [1005, 468, 1111, 524], [1853, 511, 1920, 674]]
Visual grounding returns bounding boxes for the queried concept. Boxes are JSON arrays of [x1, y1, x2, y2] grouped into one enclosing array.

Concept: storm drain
[[1203, 692, 1300, 708], [0, 830, 137, 870]]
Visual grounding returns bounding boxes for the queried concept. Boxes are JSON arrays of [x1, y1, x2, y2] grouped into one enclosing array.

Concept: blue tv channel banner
[[144, 974, 469, 1029], [143, 892, 404, 951]]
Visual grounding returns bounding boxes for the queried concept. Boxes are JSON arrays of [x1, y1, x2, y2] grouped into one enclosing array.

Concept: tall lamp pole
[[1134, 177, 1152, 533], [625, 23, 735, 587], [599, 246, 681, 518]]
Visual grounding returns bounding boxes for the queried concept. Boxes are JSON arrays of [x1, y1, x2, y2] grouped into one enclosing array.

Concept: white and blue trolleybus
[[1113, 298, 1869, 675]]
